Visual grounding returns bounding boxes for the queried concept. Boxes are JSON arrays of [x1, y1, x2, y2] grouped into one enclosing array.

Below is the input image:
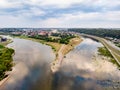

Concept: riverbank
[[0, 42, 14, 82], [98, 47, 120, 68], [0, 39, 13, 46], [13, 35, 61, 53], [81, 34, 120, 67], [92, 50, 120, 89]]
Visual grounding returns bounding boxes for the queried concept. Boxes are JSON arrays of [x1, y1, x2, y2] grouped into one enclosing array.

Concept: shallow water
[[55, 38, 120, 90], [0, 37, 120, 90]]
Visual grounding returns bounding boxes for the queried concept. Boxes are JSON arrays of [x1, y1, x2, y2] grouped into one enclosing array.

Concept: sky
[[0, 0, 120, 28]]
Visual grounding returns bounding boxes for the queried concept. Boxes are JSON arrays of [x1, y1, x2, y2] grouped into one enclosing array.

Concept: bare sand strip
[[51, 37, 83, 73]]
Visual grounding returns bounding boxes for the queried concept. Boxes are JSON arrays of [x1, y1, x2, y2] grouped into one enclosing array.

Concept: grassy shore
[[15, 35, 82, 55], [62, 37, 82, 55], [0, 44, 14, 81], [98, 47, 120, 68], [81, 34, 120, 67], [14, 35, 82, 52], [14, 35, 61, 53]]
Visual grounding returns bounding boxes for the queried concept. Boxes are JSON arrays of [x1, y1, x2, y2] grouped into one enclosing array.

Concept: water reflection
[[0, 38, 120, 90], [1, 38, 55, 90], [51, 38, 103, 90], [52, 38, 120, 90]]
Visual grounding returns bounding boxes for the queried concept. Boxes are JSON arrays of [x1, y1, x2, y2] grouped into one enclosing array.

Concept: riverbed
[[0, 37, 120, 90]]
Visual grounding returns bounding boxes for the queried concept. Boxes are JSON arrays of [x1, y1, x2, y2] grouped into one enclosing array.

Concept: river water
[[1, 37, 120, 90]]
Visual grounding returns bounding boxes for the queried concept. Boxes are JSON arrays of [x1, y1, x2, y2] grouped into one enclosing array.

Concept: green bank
[[0, 44, 14, 81]]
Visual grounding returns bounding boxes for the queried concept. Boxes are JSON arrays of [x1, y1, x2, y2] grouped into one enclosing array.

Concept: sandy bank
[[51, 37, 83, 73]]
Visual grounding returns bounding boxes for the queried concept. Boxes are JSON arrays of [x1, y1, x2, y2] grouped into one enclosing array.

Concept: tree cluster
[[68, 29, 120, 39], [29, 33, 75, 44]]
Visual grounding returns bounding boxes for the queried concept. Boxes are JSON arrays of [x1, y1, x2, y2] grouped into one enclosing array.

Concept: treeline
[[29, 33, 75, 44], [0, 28, 22, 35], [0, 45, 14, 80], [68, 29, 120, 39]]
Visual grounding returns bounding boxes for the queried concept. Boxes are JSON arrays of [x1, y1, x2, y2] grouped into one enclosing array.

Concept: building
[[38, 31, 48, 36]]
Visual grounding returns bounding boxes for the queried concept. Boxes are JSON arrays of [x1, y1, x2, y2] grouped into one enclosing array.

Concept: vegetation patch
[[0, 45, 4, 49], [0, 45, 14, 81], [28, 33, 75, 44], [98, 47, 120, 67], [62, 37, 82, 55], [69, 29, 120, 39]]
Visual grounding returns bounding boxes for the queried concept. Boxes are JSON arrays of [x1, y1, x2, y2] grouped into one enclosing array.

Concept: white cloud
[[16, 7, 45, 18], [0, 0, 120, 28], [37, 11, 120, 28], [0, 0, 22, 9], [29, 7, 45, 16], [1, 0, 120, 9], [40, 0, 84, 8], [29, 0, 120, 9], [0, 10, 120, 28]]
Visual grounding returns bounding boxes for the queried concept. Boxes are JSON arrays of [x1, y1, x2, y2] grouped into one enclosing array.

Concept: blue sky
[[0, 0, 120, 28]]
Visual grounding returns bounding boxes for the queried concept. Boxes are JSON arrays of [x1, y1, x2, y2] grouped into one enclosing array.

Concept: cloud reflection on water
[[1, 38, 55, 90], [1, 38, 120, 90], [55, 38, 120, 90]]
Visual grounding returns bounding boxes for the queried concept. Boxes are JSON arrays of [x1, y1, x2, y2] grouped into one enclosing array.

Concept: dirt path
[[57, 45, 65, 64], [51, 44, 65, 73]]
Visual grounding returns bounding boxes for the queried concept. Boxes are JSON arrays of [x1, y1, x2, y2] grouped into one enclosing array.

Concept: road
[[80, 34, 120, 66]]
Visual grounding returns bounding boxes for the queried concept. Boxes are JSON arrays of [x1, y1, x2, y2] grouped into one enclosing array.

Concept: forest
[[68, 28, 120, 39]]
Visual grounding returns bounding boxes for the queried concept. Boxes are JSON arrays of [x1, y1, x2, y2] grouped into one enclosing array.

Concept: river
[[0, 37, 120, 90]]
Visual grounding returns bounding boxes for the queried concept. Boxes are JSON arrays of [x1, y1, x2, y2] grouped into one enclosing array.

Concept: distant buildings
[[112, 38, 120, 43], [38, 31, 48, 36], [1, 28, 72, 38], [51, 29, 58, 33], [105, 37, 120, 43], [11, 32, 22, 35]]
